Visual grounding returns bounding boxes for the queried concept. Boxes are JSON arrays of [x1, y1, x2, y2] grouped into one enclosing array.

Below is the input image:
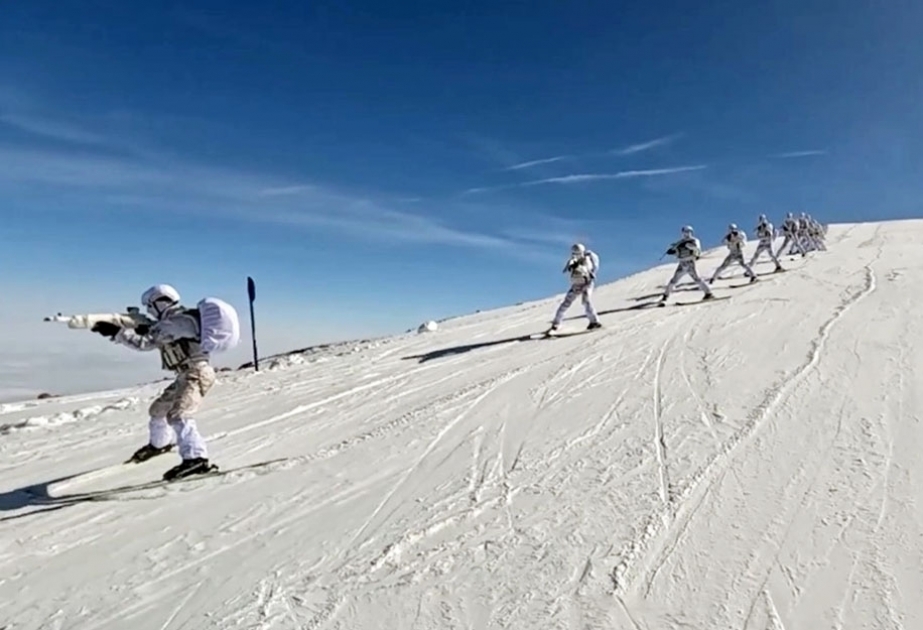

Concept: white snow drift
[[1, 220, 921, 629], [418, 320, 439, 334]]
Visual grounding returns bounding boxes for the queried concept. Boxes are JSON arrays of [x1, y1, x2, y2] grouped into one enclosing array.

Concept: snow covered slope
[[2, 221, 921, 629]]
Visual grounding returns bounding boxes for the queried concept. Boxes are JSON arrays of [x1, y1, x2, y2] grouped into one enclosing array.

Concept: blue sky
[[1, 0, 922, 400]]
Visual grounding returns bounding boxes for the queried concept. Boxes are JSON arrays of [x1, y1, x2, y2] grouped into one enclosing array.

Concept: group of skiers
[[80, 212, 825, 481], [545, 211, 827, 336]]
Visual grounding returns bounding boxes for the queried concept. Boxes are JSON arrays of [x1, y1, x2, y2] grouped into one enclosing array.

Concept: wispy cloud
[[613, 133, 683, 156], [0, 107, 563, 261], [0, 113, 110, 147], [768, 150, 827, 159], [258, 185, 316, 196], [464, 165, 707, 194], [501, 155, 571, 171]]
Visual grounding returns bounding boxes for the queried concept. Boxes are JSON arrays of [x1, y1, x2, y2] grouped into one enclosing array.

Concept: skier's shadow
[[402, 334, 533, 363], [0, 472, 99, 522], [593, 301, 663, 317]]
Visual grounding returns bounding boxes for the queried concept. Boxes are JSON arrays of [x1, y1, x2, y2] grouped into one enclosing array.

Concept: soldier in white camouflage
[[91, 284, 217, 480]]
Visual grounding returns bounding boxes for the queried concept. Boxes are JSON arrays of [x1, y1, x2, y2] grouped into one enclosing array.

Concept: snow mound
[[417, 320, 438, 333], [0, 396, 138, 436], [2, 221, 921, 630]]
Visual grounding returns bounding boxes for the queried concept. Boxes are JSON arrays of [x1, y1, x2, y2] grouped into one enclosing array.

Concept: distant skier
[[776, 212, 806, 258], [806, 214, 827, 250], [710, 223, 758, 284], [800, 212, 826, 252], [658, 225, 714, 305], [90, 284, 239, 481], [748, 214, 784, 272], [544, 243, 602, 335]]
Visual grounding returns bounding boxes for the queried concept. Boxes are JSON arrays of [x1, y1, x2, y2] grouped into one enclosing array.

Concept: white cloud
[[464, 165, 707, 194], [0, 112, 110, 146], [257, 185, 316, 196], [614, 133, 683, 156], [768, 150, 828, 159], [0, 113, 552, 258], [502, 155, 571, 171]]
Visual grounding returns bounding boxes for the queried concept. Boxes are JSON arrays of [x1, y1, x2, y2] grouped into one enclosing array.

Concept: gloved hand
[[135, 323, 151, 335], [91, 321, 121, 339], [666, 247, 677, 256]]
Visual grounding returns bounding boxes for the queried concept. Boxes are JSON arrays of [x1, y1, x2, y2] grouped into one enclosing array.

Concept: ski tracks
[[652, 337, 672, 514], [612, 247, 882, 608], [339, 366, 526, 559]]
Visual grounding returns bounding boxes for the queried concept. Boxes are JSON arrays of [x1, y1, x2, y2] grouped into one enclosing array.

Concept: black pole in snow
[[247, 276, 259, 371]]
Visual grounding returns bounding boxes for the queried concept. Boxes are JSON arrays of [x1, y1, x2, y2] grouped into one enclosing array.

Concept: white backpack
[[195, 297, 240, 354]]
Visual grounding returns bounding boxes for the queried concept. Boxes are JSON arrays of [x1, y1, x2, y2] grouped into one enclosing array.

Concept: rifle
[[44, 306, 154, 330]]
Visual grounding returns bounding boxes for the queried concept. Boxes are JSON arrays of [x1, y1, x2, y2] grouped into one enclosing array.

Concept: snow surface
[[2, 220, 921, 629]]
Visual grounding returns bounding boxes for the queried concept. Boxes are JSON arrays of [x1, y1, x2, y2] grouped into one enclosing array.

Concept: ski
[[35, 458, 290, 503], [539, 326, 603, 339], [661, 295, 731, 307], [44, 455, 168, 496]]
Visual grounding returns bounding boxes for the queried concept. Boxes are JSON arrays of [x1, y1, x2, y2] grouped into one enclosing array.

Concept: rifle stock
[[44, 307, 154, 330]]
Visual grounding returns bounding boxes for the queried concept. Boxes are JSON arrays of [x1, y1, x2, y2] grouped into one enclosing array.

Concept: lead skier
[[91, 284, 221, 481], [544, 243, 602, 335]]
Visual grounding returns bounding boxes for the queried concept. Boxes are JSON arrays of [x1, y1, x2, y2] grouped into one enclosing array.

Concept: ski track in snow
[[2, 221, 922, 629]]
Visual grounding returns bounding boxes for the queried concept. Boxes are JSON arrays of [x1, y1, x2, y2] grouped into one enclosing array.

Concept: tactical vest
[[158, 308, 204, 371], [675, 237, 698, 259]]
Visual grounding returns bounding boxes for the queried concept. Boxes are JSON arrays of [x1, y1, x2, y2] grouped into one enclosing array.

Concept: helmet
[[758, 214, 767, 222], [571, 242, 586, 256], [141, 284, 181, 318], [728, 223, 738, 231], [681, 225, 694, 236]]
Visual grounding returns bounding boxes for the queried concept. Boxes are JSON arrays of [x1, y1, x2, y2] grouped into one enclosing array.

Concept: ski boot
[[163, 458, 217, 481], [587, 321, 602, 330], [126, 443, 174, 464]]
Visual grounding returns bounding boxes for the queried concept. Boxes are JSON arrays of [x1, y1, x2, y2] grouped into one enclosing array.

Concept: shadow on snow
[[402, 335, 534, 363], [0, 471, 105, 522]]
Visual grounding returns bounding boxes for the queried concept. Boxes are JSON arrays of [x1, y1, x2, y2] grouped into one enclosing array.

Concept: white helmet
[[571, 242, 586, 256], [681, 225, 694, 236], [728, 223, 738, 231], [141, 284, 181, 318]]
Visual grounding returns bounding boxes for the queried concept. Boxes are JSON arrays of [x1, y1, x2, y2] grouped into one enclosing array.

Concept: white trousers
[[149, 417, 208, 459], [663, 260, 710, 298], [552, 281, 599, 326]]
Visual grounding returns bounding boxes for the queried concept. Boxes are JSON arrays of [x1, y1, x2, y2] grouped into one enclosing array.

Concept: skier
[[658, 225, 714, 305], [748, 214, 784, 272], [800, 212, 826, 252], [806, 214, 827, 250], [776, 212, 806, 258], [90, 284, 236, 480], [709, 223, 758, 284], [544, 243, 602, 335]]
